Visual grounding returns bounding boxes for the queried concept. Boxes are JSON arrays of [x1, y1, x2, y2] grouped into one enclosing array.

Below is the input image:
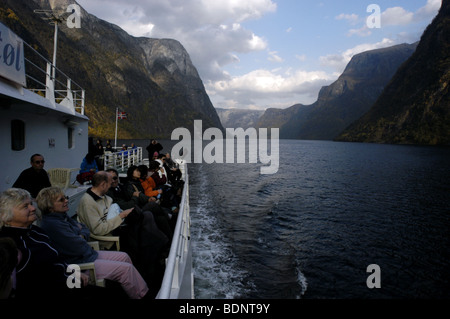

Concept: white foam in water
[[296, 267, 308, 298], [192, 206, 252, 298], [191, 168, 254, 299]]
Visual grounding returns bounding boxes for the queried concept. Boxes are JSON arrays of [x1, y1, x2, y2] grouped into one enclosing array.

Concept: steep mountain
[[337, 1, 449, 145], [275, 43, 417, 140], [216, 108, 264, 129], [256, 104, 313, 133], [0, 0, 223, 139]]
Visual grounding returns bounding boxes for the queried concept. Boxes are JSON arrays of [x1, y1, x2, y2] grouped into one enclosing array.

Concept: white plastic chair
[[48, 168, 78, 190]]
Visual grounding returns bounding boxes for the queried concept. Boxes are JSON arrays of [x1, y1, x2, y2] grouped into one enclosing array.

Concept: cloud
[[77, 0, 276, 81], [268, 51, 284, 63], [348, 25, 372, 37], [381, 0, 441, 26], [394, 0, 442, 25], [295, 54, 307, 62], [415, 0, 442, 21], [381, 7, 415, 26], [319, 1, 441, 77], [342, 0, 440, 36], [335, 13, 359, 25], [76, 0, 440, 111], [206, 68, 335, 109]]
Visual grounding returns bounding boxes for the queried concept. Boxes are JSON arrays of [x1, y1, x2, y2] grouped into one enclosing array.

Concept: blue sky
[[76, 0, 441, 110]]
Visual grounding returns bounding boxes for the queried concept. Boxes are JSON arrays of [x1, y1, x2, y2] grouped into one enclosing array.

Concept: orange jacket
[[140, 177, 160, 197]]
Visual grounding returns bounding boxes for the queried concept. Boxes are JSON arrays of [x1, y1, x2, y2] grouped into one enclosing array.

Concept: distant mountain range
[[2, 0, 446, 145], [0, 0, 223, 139], [255, 43, 418, 140], [222, 3, 448, 146], [337, 1, 449, 145], [215, 108, 264, 129]]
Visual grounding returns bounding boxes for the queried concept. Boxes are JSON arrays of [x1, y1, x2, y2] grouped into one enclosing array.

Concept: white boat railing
[[103, 147, 143, 173], [157, 160, 194, 299], [22, 41, 85, 115]]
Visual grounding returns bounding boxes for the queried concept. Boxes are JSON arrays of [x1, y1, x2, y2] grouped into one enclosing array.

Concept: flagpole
[[114, 107, 118, 150]]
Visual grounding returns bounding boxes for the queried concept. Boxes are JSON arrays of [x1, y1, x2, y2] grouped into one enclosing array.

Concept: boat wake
[[191, 165, 254, 299]]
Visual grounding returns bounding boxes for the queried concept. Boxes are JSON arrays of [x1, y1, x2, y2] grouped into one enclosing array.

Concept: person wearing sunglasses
[[36, 187, 149, 299], [12, 154, 51, 199]]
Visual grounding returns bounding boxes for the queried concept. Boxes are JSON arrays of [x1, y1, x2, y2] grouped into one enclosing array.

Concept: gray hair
[[0, 188, 32, 227]]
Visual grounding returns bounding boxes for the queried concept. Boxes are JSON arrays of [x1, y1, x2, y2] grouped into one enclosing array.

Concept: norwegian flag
[[117, 111, 127, 120]]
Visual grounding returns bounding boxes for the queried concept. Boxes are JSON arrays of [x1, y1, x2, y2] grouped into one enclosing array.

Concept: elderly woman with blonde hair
[[36, 187, 149, 299], [0, 188, 88, 298]]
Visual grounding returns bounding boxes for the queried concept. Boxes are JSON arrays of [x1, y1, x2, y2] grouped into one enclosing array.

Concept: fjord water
[[187, 140, 450, 299]]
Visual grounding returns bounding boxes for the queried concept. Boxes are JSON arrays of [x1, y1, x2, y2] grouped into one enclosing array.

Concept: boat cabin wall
[[0, 107, 89, 193]]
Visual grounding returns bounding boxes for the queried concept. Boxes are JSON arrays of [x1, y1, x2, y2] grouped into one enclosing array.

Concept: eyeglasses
[[34, 160, 45, 164], [57, 196, 69, 202]]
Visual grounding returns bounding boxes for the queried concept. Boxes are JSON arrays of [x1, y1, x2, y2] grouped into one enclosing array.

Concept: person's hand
[[158, 189, 163, 194], [149, 197, 156, 202], [80, 272, 89, 287], [133, 191, 140, 197], [119, 208, 134, 219]]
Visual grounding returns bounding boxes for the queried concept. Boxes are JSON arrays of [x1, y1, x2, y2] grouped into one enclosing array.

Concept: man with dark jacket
[[105, 169, 141, 210], [13, 154, 51, 198]]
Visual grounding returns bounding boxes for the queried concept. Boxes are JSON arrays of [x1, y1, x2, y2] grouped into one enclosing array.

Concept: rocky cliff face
[[275, 43, 417, 140], [256, 104, 313, 134], [0, 0, 223, 139], [217, 42, 417, 139], [337, 1, 449, 145], [216, 108, 264, 129]]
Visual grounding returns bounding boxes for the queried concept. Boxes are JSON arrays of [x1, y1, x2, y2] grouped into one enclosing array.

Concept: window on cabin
[[11, 120, 25, 151], [68, 127, 74, 149]]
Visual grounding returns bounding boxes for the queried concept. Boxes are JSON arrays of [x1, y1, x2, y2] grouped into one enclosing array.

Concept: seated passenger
[[12, 154, 51, 199], [80, 153, 99, 174], [124, 166, 158, 207], [0, 237, 18, 299], [77, 172, 136, 248], [77, 171, 169, 296], [0, 188, 90, 299], [164, 152, 183, 183], [158, 154, 184, 197], [37, 187, 149, 299], [155, 159, 169, 185], [149, 160, 167, 188], [105, 169, 141, 210], [77, 153, 98, 184], [137, 165, 162, 199], [106, 168, 174, 234], [148, 161, 181, 213], [124, 166, 174, 238], [121, 144, 128, 155]]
